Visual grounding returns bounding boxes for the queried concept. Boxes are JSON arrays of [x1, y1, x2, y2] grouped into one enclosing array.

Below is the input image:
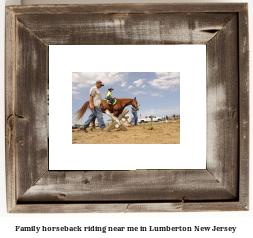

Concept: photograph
[[3, 1, 250, 222], [72, 72, 180, 144], [49, 44, 205, 170]]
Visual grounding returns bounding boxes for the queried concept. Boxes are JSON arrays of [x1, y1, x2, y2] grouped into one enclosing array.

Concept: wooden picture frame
[[5, 3, 249, 213]]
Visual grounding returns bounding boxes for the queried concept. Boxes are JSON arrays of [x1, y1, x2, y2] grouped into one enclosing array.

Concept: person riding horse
[[106, 87, 115, 105]]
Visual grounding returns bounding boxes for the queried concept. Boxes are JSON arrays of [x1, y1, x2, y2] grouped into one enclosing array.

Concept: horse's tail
[[75, 101, 90, 121]]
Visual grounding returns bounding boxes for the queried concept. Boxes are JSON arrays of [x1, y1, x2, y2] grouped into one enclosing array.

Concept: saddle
[[104, 98, 117, 105]]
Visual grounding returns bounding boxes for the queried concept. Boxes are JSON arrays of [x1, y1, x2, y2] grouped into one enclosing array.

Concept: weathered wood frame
[[5, 4, 249, 213]]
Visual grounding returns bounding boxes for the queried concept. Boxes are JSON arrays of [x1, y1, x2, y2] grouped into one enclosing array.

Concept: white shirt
[[89, 85, 102, 107]]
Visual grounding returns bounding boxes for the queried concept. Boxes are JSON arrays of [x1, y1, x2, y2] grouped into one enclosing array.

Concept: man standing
[[130, 103, 141, 126], [82, 80, 106, 132]]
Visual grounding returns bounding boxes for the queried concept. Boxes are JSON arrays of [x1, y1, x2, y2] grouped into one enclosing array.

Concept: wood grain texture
[[125, 202, 247, 213], [18, 170, 236, 202], [10, 202, 247, 213], [206, 16, 239, 198], [16, 13, 236, 45], [7, 3, 246, 15], [5, 7, 17, 212], [15, 20, 48, 200], [5, 3, 249, 213], [238, 4, 249, 208]]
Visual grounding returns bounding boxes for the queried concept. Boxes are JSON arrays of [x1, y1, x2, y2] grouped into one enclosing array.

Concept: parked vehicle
[[138, 116, 161, 123]]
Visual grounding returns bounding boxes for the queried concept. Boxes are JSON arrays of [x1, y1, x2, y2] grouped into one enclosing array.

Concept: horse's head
[[132, 97, 138, 109]]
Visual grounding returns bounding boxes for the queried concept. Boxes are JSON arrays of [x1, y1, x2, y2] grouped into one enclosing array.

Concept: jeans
[[106, 96, 114, 104], [130, 110, 138, 125], [83, 106, 106, 130]]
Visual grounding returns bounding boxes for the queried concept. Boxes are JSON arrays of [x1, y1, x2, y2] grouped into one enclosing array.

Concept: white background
[[1, 0, 252, 237], [49, 45, 206, 170]]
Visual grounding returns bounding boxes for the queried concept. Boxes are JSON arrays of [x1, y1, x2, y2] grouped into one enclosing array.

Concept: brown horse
[[75, 97, 138, 130]]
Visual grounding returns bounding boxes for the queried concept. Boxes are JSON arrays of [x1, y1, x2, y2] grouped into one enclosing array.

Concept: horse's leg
[[113, 111, 119, 117], [123, 115, 131, 126], [90, 119, 96, 131], [87, 113, 95, 131], [92, 119, 96, 130]]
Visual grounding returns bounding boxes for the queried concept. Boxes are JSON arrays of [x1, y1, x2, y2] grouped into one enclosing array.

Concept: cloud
[[148, 72, 180, 90], [121, 81, 127, 87], [72, 91, 80, 95], [151, 93, 163, 97], [141, 85, 146, 88], [131, 91, 147, 95], [133, 78, 146, 87], [72, 72, 127, 91], [139, 107, 180, 117], [128, 85, 133, 89]]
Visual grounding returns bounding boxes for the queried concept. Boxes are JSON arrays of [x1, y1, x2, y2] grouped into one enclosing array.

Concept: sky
[[72, 72, 180, 124]]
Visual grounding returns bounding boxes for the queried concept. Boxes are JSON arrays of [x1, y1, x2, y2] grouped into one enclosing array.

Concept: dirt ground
[[72, 121, 180, 144]]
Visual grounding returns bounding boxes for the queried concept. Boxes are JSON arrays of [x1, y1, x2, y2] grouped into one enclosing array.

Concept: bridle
[[131, 98, 138, 108]]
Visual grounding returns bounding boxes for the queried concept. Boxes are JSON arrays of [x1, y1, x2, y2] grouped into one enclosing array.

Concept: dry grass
[[72, 121, 180, 144]]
